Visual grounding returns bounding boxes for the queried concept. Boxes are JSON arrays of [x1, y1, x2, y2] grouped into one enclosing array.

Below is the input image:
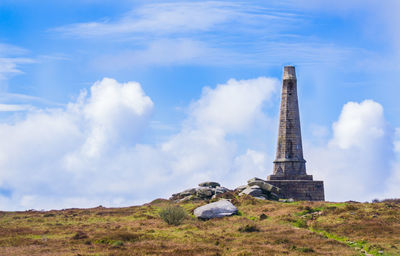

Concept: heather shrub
[[238, 224, 260, 233], [159, 205, 187, 226]]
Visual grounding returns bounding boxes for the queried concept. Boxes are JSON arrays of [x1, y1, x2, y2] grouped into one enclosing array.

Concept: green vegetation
[[0, 198, 398, 255], [159, 205, 188, 225]]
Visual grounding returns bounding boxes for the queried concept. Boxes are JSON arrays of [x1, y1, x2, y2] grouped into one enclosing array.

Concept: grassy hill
[[0, 196, 399, 256]]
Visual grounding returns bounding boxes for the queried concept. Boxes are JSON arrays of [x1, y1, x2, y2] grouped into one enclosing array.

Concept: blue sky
[[0, 0, 400, 210]]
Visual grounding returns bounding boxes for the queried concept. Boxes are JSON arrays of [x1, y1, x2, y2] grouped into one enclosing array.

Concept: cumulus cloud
[[189, 77, 277, 133], [79, 78, 153, 156], [307, 100, 396, 202], [2, 75, 399, 210], [0, 76, 278, 210], [331, 100, 385, 149]]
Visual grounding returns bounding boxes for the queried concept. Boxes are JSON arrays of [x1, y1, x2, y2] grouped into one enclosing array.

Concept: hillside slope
[[0, 197, 399, 255]]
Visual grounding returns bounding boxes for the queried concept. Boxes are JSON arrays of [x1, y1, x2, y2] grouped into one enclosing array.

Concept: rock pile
[[194, 199, 238, 219], [170, 182, 230, 202], [236, 177, 280, 200]]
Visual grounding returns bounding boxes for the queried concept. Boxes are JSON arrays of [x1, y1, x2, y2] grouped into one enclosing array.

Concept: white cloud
[[0, 43, 34, 81], [0, 103, 32, 112], [54, 2, 237, 37], [0, 76, 277, 210], [2, 75, 399, 210], [394, 128, 400, 153], [331, 100, 385, 149], [91, 39, 215, 69], [80, 78, 153, 156], [288, 0, 400, 56], [307, 100, 396, 202], [189, 77, 277, 133], [53, 2, 298, 37], [52, 1, 375, 69]]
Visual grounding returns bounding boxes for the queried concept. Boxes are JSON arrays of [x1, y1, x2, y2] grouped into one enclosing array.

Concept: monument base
[[268, 174, 313, 180], [266, 180, 325, 201]]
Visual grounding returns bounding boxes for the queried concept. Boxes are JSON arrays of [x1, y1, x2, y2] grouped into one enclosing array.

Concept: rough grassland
[[0, 197, 399, 256]]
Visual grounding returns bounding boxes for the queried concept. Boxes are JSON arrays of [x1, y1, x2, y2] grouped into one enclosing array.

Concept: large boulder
[[236, 178, 281, 200], [199, 182, 220, 188], [247, 177, 280, 194], [234, 185, 248, 193], [169, 182, 231, 202], [177, 188, 196, 197], [194, 200, 238, 219], [239, 185, 265, 198], [196, 187, 214, 198]]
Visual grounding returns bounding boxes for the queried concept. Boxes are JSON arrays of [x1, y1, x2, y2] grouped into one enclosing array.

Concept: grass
[[0, 197, 398, 255]]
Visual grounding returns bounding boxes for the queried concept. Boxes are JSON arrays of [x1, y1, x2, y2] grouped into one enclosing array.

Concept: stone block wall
[[266, 180, 325, 201]]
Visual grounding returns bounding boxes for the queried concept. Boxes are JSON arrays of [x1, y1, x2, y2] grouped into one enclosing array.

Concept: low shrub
[[296, 206, 322, 216], [72, 231, 88, 240], [112, 232, 141, 242], [298, 247, 314, 253], [238, 224, 260, 233], [293, 219, 307, 228], [290, 245, 314, 253], [274, 238, 290, 244], [259, 213, 268, 220], [159, 205, 187, 226], [111, 240, 124, 247], [344, 204, 358, 211]]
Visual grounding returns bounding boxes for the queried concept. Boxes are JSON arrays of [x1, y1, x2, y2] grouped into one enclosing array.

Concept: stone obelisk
[[267, 66, 324, 201]]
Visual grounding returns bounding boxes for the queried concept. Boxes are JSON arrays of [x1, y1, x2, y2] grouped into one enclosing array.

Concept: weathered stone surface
[[215, 186, 229, 194], [267, 180, 324, 201], [247, 177, 264, 184], [194, 200, 238, 219], [239, 185, 264, 197], [247, 177, 280, 194], [170, 184, 231, 201], [234, 185, 247, 192], [199, 182, 220, 188], [179, 188, 196, 197], [178, 195, 193, 202], [196, 187, 214, 198], [271, 66, 306, 178], [266, 66, 324, 201]]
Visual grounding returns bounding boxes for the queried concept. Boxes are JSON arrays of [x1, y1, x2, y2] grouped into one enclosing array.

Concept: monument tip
[[283, 66, 296, 80]]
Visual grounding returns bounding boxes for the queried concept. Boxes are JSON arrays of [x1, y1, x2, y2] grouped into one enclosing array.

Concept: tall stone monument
[[267, 66, 324, 201]]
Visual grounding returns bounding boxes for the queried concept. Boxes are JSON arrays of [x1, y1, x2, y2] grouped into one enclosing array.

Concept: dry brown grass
[[0, 198, 398, 255]]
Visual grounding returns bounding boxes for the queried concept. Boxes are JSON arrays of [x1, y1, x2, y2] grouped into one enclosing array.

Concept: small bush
[[381, 198, 400, 204], [293, 219, 307, 228], [72, 231, 88, 240], [344, 204, 358, 211], [238, 224, 260, 233], [111, 240, 124, 247], [259, 213, 268, 220], [112, 232, 141, 242], [290, 246, 314, 253], [297, 206, 322, 216], [274, 238, 290, 244], [298, 247, 314, 253], [159, 205, 187, 226]]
